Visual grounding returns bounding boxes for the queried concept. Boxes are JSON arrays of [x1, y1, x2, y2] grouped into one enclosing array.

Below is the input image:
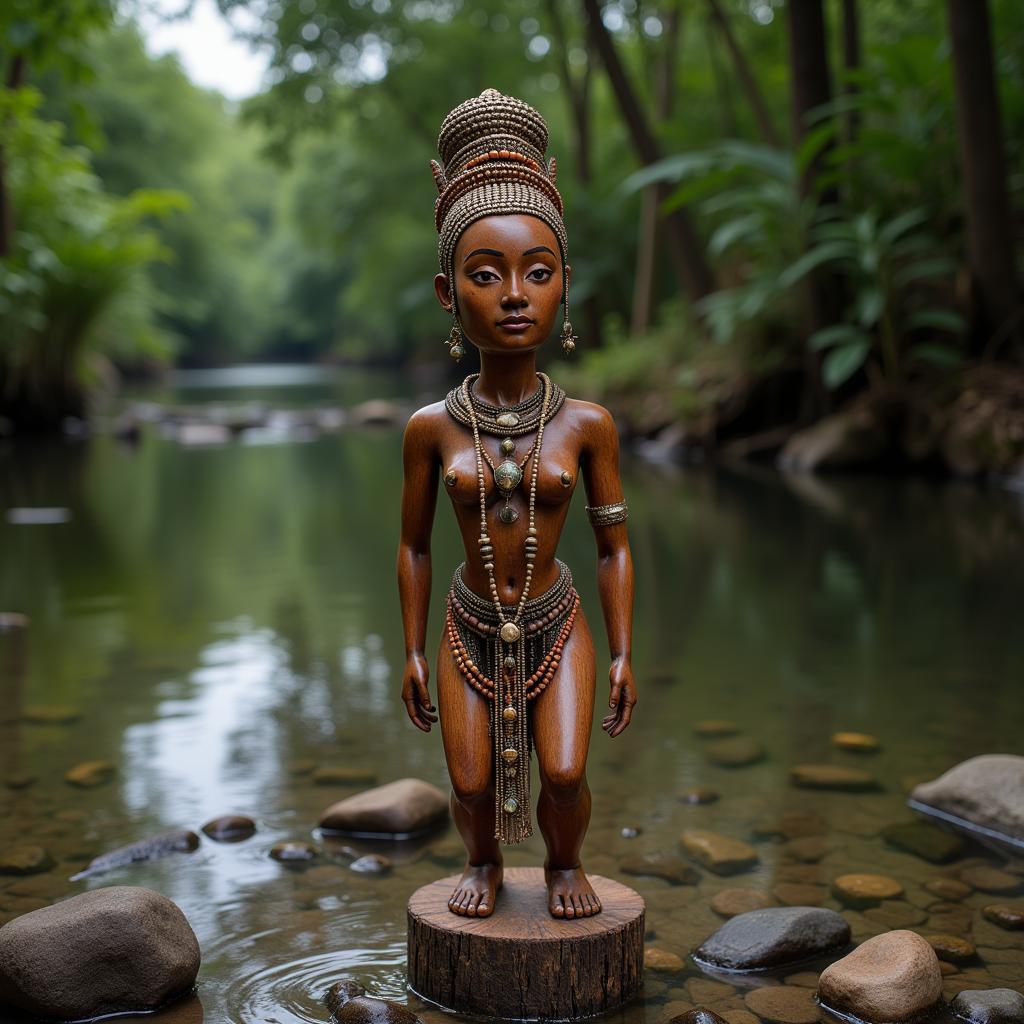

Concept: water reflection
[[1, 367, 1023, 1022]]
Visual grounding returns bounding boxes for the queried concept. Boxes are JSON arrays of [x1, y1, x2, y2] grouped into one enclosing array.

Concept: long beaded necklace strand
[[461, 372, 552, 843]]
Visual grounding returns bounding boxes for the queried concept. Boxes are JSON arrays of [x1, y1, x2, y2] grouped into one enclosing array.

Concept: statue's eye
[[471, 270, 499, 283]]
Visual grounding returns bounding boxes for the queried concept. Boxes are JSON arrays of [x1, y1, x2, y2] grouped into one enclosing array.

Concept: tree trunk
[[582, 0, 715, 302], [947, 0, 1021, 356], [706, 0, 780, 147], [841, 0, 861, 142], [785, 0, 840, 418], [631, 4, 683, 333], [0, 55, 27, 260]]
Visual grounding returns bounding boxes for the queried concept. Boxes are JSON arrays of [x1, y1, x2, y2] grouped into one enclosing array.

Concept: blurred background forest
[[1, 0, 1022, 479]]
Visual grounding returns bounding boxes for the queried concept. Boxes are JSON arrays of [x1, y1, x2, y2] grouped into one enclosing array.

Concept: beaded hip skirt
[[445, 560, 579, 844]]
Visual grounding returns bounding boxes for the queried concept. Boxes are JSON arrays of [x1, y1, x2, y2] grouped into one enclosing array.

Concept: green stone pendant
[[502, 796, 519, 814], [494, 460, 523, 494]]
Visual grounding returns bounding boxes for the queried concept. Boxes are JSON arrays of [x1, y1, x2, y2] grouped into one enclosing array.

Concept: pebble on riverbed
[[790, 763, 880, 791], [695, 906, 850, 970], [21, 705, 82, 725], [818, 930, 942, 1024], [832, 731, 881, 752], [982, 904, 1024, 930], [270, 841, 319, 863], [831, 872, 904, 908], [882, 820, 967, 863], [950, 988, 1024, 1024], [693, 719, 738, 737], [710, 888, 776, 917], [704, 737, 765, 768], [681, 830, 759, 875], [64, 760, 116, 787], [350, 854, 392, 874], [0, 845, 54, 876], [620, 851, 700, 886], [0, 886, 200, 1022], [201, 815, 256, 842], [743, 985, 820, 1024]]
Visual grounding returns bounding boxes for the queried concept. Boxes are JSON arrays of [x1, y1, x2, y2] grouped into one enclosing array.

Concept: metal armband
[[585, 501, 629, 527]]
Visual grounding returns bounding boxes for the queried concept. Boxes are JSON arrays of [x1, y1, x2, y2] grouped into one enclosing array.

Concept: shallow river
[[1, 365, 1022, 1023]]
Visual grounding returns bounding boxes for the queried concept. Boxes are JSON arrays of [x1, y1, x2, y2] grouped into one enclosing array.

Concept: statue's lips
[[497, 317, 534, 332]]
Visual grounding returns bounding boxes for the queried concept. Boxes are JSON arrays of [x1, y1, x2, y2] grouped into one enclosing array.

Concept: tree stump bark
[[407, 868, 645, 1020]]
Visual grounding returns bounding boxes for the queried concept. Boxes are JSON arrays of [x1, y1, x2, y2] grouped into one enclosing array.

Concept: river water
[[1, 365, 1022, 1023]]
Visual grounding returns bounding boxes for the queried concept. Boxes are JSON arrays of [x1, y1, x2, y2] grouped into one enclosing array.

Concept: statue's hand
[[602, 656, 636, 738], [402, 653, 437, 732]]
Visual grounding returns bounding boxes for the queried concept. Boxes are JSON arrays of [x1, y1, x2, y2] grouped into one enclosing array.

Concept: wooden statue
[[397, 89, 636, 922]]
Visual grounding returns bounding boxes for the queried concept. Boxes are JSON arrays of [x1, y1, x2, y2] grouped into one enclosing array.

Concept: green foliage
[[0, 87, 183, 428]]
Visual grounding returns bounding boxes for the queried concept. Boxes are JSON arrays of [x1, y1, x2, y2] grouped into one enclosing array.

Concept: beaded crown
[[432, 88, 568, 303]]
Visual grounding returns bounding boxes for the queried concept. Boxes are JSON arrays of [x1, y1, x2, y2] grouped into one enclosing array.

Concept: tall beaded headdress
[[432, 88, 577, 355]]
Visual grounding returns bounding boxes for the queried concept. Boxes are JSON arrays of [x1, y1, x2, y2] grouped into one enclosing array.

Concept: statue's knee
[[540, 768, 585, 807], [451, 775, 491, 808]]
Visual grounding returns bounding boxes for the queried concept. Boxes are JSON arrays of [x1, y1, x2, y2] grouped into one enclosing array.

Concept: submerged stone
[[790, 763, 879, 791], [0, 886, 200, 1022], [831, 872, 904, 908], [982, 904, 1024, 930], [681, 830, 758, 875], [927, 934, 977, 964], [0, 845, 54, 876], [882, 820, 966, 863], [313, 766, 379, 787], [695, 906, 850, 971], [959, 866, 1022, 894], [832, 731, 880, 752], [705, 737, 765, 768], [71, 830, 201, 880], [951, 989, 1024, 1024], [817, 930, 942, 1023], [666, 1010, 728, 1024], [620, 851, 700, 886], [22, 705, 82, 725], [710, 888, 776, 918], [270, 841, 318, 863], [350, 854, 392, 874], [319, 778, 448, 837], [644, 947, 685, 972], [65, 759, 116, 788], [680, 787, 719, 805], [743, 986, 820, 1024], [694, 720, 738, 737]]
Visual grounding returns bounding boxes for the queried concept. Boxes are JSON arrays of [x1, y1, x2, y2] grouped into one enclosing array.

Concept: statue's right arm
[[397, 407, 441, 732]]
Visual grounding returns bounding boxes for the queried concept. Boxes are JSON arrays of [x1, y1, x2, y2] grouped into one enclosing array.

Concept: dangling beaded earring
[[446, 311, 465, 362], [560, 275, 578, 355]]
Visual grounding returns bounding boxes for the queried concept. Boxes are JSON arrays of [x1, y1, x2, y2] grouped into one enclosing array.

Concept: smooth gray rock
[[952, 989, 1024, 1024], [694, 905, 850, 970], [910, 755, 1024, 849], [0, 886, 200, 1021]]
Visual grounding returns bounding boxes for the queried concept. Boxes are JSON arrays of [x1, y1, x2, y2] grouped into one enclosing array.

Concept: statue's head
[[431, 89, 573, 357]]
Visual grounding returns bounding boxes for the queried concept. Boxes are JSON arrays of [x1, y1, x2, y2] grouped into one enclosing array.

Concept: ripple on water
[[229, 943, 407, 1024]]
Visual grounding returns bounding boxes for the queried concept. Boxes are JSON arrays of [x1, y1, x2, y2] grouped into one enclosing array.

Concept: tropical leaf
[[810, 323, 870, 350], [823, 340, 871, 389]]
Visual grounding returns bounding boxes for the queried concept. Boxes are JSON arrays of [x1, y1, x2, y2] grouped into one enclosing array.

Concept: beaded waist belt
[[446, 561, 579, 844]]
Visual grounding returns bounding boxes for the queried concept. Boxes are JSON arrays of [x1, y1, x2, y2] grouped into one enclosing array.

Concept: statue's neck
[[475, 352, 541, 408]]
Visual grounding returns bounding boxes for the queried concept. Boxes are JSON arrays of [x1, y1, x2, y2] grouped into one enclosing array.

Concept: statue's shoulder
[[402, 400, 448, 447], [563, 398, 618, 440]]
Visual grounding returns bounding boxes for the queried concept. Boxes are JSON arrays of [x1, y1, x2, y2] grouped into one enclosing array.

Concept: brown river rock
[[319, 778, 447, 837], [621, 851, 700, 885], [982, 904, 1024, 930], [0, 844, 54, 876], [927, 933, 977, 964], [960, 866, 1022, 895], [694, 720, 738, 737], [65, 759, 116, 787], [831, 872, 905, 908], [201, 815, 256, 842], [832, 731, 881, 752], [926, 877, 973, 901], [710, 888, 776, 917], [743, 986, 820, 1024], [0, 886, 200, 1022], [705, 737, 765, 768], [790, 764, 880, 791], [681, 830, 759, 875], [818, 929, 942, 1023]]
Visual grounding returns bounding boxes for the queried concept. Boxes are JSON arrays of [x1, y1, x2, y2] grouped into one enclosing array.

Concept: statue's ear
[[547, 156, 557, 184], [430, 160, 447, 195]]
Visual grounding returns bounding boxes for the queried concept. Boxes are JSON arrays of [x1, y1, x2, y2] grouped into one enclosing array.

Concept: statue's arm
[[397, 408, 441, 732], [579, 404, 637, 738]]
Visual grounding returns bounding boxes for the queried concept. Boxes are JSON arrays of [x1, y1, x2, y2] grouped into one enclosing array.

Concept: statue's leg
[[532, 606, 601, 919], [437, 635, 503, 917]]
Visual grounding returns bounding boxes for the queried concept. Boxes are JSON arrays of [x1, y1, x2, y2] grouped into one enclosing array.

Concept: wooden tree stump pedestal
[[407, 867, 645, 1020]]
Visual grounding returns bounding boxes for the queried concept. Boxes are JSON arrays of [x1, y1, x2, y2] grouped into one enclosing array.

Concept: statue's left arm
[[579, 404, 636, 738]]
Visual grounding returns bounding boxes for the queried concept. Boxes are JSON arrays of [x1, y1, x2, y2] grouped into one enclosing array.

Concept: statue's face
[[437, 214, 568, 354]]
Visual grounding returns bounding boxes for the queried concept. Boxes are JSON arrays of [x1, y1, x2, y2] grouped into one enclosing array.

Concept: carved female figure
[[397, 89, 636, 921]]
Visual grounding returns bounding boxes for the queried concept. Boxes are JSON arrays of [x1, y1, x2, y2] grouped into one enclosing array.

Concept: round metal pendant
[[496, 412, 520, 429], [502, 747, 518, 764], [500, 437, 516, 455], [503, 706, 517, 721], [494, 460, 523, 494], [498, 505, 519, 524], [502, 796, 519, 814], [500, 622, 521, 643]]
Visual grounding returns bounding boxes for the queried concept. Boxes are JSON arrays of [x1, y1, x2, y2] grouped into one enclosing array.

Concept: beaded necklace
[[460, 372, 556, 843]]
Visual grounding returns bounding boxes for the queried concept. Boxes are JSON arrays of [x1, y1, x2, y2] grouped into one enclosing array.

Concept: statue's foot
[[545, 865, 602, 919], [448, 862, 503, 918]]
